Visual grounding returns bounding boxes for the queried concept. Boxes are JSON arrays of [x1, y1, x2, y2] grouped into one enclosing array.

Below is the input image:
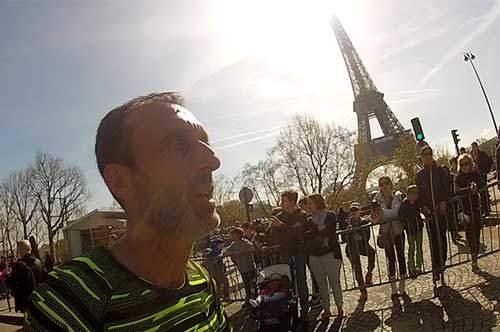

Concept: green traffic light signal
[[411, 117, 425, 142]]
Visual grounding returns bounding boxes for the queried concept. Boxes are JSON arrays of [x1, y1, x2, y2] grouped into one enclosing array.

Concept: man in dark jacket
[[11, 240, 44, 312], [270, 190, 309, 323], [471, 142, 493, 215], [416, 146, 449, 283]]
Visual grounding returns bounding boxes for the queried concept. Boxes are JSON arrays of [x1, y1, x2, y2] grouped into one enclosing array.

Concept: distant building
[[62, 208, 126, 260]]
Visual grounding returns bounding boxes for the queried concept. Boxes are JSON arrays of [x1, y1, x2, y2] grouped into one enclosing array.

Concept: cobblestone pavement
[[226, 244, 500, 331]]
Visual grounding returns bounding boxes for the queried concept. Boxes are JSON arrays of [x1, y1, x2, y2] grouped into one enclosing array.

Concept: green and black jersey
[[25, 246, 232, 331]]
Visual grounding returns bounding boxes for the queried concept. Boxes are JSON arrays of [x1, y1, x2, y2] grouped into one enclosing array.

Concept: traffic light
[[451, 129, 460, 145], [411, 117, 425, 141]]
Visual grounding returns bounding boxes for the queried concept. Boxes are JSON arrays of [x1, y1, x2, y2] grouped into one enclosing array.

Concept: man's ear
[[103, 164, 133, 205]]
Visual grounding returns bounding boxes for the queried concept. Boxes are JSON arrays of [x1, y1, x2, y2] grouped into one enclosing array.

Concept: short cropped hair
[[282, 190, 298, 204], [95, 92, 184, 206], [308, 193, 326, 210], [230, 227, 244, 239]]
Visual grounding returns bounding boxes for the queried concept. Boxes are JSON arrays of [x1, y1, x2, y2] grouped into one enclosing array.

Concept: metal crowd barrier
[[194, 178, 500, 301]]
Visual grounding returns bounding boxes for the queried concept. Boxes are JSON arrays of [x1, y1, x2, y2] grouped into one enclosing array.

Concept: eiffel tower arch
[[331, 16, 414, 192]]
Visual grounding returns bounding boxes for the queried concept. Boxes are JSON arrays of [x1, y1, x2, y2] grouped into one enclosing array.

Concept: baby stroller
[[254, 263, 298, 331]]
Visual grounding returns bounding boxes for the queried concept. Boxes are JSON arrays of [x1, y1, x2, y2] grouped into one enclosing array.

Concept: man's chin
[[192, 210, 220, 241]]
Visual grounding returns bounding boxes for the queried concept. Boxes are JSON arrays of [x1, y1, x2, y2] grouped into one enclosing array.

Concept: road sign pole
[[244, 203, 251, 223]]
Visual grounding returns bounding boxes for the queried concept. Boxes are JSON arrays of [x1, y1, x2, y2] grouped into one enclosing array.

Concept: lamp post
[[463, 52, 499, 139]]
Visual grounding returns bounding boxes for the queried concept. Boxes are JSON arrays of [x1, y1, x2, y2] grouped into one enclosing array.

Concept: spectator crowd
[[200, 141, 495, 325]]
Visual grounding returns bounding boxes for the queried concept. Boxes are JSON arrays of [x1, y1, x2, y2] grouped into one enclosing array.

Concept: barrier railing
[[195, 178, 500, 301]]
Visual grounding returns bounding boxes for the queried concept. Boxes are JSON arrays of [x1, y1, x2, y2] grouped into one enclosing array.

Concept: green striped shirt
[[25, 246, 232, 331]]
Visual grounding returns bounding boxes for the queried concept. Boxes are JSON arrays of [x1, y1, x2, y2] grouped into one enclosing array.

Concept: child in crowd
[[345, 202, 376, 302], [398, 185, 424, 278], [202, 236, 230, 300], [222, 228, 256, 308]]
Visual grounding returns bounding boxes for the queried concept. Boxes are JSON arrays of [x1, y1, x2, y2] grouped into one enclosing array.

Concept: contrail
[[215, 130, 281, 150], [211, 125, 284, 143], [421, 0, 500, 84]]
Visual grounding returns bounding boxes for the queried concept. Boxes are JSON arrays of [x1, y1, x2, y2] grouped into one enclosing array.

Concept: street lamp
[[463, 52, 499, 139]]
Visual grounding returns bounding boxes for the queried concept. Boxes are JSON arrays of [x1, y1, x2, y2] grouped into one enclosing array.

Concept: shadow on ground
[[229, 282, 498, 331]]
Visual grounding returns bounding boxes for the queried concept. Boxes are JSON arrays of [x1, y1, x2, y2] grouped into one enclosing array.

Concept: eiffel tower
[[331, 16, 412, 191]]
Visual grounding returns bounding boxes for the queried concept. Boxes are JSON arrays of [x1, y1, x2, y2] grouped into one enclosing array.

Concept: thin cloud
[[215, 130, 281, 150], [421, 0, 500, 84]]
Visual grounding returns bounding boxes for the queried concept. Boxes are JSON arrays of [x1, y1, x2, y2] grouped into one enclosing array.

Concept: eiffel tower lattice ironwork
[[331, 16, 412, 190]]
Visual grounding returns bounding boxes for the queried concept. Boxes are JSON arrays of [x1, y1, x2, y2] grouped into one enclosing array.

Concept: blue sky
[[1, 0, 500, 209]]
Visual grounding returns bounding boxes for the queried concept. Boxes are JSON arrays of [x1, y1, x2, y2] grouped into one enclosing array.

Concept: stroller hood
[[257, 264, 291, 284]]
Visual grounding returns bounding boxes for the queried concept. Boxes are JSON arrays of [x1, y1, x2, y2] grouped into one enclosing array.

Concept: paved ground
[[226, 233, 500, 331]]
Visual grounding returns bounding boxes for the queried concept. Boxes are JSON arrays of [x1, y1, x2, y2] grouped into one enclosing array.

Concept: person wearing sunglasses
[[371, 176, 407, 298], [416, 145, 449, 290], [454, 153, 485, 274]]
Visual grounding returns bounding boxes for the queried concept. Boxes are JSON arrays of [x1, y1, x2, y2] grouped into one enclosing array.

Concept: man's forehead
[[127, 102, 207, 137]]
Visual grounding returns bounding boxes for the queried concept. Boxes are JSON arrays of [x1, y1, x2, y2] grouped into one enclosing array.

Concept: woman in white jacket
[[372, 176, 408, 297]]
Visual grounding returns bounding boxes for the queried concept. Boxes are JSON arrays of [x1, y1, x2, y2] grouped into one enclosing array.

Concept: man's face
[[351, 210, 361, 219], [408, 192, 418, 203], [422, 149, 434, 166], [471, 144, 479, 153], [123, 103, 220, 240]]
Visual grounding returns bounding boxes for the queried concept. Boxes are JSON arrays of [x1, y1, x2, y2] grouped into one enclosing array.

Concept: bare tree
[[213, 173, 237, 207], [274, 115, 356, 205], [0, 179, 16, 254], [241, 153, 291, 207], [27, 153, 90, 258], [5, 170, 39, 239]]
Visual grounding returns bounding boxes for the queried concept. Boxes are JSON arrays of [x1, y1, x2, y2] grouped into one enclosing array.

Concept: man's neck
[[109, 226, 193, 289], [285, 206, 297, 214]]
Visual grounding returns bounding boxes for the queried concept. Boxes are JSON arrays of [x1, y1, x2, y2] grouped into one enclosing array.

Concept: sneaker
[[249, 299, 259, 309], [358, 291, 367, 302], [365, 273, 373, 286], [472, 262, 481, 274], [309, 296, 321, 307]]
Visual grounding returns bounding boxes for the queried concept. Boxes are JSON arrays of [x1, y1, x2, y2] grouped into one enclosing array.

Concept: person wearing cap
[[398, 185, 424, 278], [203, 236, 230, 300], [416, 145, 449, 286], [346, 202, 375, 302]]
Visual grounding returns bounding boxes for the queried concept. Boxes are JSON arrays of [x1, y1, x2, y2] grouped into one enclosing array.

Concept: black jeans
[[427, 214, 448, 276], [384, 232, 406, 278], [241, 270, 256, 300], [348, 241, 375, 290]]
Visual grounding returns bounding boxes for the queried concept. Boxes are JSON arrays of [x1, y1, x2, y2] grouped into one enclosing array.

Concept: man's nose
[[199, 141, 220, 171]]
